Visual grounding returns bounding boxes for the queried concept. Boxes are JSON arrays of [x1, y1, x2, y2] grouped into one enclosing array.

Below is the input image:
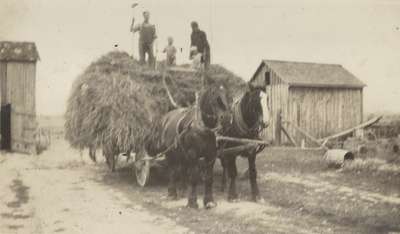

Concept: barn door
[[1, 104, 11, 150]]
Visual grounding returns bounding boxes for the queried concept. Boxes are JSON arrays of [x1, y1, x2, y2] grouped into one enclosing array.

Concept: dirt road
[[1, 140, 399, 234], [0, 141, 189, 234]]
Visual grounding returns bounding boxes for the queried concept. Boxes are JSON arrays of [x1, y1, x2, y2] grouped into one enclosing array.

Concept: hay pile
[[65, 51, 246, 152]]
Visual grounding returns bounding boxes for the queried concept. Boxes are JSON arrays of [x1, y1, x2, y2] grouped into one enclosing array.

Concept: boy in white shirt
[[163, 37, 177, 66]]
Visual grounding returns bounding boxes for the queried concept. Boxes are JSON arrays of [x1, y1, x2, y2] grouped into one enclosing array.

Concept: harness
[[151, 102, 217, 160], [231, 95, 264, 137], [217, 94, 267, 156]]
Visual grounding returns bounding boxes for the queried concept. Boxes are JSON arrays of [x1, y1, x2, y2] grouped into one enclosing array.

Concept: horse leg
[[187, 149, 200, 209], [103, 146, 113, 171], [247, 153, 264, 203], [166, 152, 178, 200], [203, 154, 217, 209], [126, 150, 131, 163], [111, 154, 117, 172], [179, 163, 188, 194], [227, 156, 239, 202], [89, 146, 97, 163], [220, 156, 227, 192]]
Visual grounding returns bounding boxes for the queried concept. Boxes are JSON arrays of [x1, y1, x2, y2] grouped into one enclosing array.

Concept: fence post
[[276, 109, 282, 145]]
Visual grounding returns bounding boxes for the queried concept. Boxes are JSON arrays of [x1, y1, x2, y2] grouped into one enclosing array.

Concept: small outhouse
[[0, 41, 40, 153]]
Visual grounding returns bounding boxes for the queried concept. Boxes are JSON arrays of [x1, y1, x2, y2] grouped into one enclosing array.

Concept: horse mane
[[198, 85, 228, 129], [239, 87, 263, 133]]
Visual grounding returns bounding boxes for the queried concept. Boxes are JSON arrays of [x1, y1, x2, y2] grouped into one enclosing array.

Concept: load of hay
[[64, 51, 246, 153]]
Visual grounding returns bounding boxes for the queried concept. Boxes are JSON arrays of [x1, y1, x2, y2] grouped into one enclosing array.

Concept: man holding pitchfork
[[130, 6, 157, 69]]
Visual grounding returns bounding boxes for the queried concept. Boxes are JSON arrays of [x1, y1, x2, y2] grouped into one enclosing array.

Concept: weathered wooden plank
[[281, 124, 297, 147], [0, 62, 6, 105], [5, 62, 37, 152], [360, 89, 363, 123], [216, 136, 271, 145], [270, 69, 276, 141], [319, 116, 381, 142], [283, 119, 324, 148], [286, 87, 363, 143]]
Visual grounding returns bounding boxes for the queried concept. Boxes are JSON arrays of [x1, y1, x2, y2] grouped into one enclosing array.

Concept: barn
[[0, 41, 40, 153], [249, 59, 366, 145]]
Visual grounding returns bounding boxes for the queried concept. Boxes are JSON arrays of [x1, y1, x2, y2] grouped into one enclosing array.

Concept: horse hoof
[[204, 201, 217, 209], [187, 201, 199, 209], [254, 196, 265, 204], [167, 194, 178, 201], [228, 198, 240, 203], [228, 194, 239, 202]]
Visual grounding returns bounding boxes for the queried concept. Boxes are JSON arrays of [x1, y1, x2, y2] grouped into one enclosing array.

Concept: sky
[[0, 0, 399, 115]]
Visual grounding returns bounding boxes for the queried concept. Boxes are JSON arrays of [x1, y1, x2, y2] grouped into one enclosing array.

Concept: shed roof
[[252, 60, 366, 88], [0, 41, 40, 62]]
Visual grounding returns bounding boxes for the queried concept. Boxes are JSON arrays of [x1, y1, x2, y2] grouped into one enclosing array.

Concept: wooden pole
[[130, 3, 139, 58], [275, 109, 282, 145], [318, 116, 382, 143], [162, 71, 180, 108], [216, 136, 272, 145], [281, 125, 297, 147], [283, 120, 323, 148], [218, 144, 257, 157]]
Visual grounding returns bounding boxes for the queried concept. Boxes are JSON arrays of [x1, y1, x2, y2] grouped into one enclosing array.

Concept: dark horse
[[144, 85, 231, 209], [219, 83, 268, 203]]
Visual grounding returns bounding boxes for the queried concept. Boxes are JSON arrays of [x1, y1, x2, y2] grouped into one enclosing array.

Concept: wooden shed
[[0, 41, 40, 153], [249, 60, 366, 145]]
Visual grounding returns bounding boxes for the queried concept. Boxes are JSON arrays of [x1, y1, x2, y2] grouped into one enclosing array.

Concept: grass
[[342, 158, 400, 177]]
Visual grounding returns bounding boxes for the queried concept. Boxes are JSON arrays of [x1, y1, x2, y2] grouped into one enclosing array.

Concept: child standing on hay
[[163, 37, 177, 66]]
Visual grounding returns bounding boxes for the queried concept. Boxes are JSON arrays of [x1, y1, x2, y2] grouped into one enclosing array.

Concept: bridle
[[228, 92, 265, 136], [196, 89, 231, 133]]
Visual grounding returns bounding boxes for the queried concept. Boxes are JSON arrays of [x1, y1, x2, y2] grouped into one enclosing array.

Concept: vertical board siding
[[0, 62, 5, 129], [5, 62, 37, 153], [244, 63, 364, 145], [287, 87, 363, 145], [0, 62, 6, 105]]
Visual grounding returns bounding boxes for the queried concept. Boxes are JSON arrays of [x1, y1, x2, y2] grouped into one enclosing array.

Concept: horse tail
[[162, 72, 180, 109]]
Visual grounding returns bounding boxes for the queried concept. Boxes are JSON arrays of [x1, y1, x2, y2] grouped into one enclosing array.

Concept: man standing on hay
[[131, 11, 157, 69], [190, 21, 210, 70]]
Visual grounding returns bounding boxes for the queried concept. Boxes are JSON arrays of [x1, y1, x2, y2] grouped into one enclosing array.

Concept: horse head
[[198, 85, 232, 130], [240, 83, 264, 131]]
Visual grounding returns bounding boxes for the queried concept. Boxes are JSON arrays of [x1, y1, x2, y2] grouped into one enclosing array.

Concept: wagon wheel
[[135, 152, 150, 187]]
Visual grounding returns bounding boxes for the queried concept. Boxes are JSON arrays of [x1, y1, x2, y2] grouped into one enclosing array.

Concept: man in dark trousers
[[131, 11, 157, 68], [190, 21, 210, 69]]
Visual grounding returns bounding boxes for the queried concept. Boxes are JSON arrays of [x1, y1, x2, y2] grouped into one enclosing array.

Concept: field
[[1, 132, 400, 233]]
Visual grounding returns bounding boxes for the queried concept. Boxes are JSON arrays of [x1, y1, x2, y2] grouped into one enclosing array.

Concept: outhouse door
[[1, 104, 11, 150]]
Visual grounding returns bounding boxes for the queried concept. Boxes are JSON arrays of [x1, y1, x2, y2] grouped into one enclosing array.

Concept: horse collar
[[232, 94, 261, 136]]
